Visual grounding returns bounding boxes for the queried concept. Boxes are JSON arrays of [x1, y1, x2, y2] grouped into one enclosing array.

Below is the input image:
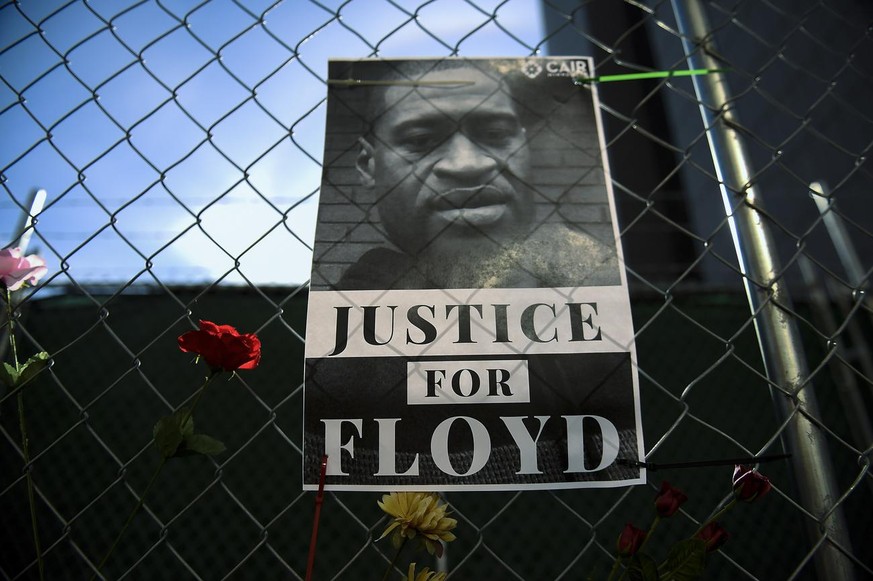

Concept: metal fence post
[[670, 1, 857, 579]]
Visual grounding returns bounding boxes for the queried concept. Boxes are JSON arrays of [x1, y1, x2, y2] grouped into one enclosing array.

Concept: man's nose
[[432, 133, 499, 182]]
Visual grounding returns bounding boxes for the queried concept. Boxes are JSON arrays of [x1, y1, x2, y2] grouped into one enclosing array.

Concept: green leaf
[[153, 408, 194, 459], [17, 352, 50, 386], [0, 362, 18, 388], [661, 539, 707, 581], [177, 433, 226, 457], [629, 552, 661, 581], [153, 415, 184, 458], [0, 352, 51, 389], [177, 408, 194, 437]]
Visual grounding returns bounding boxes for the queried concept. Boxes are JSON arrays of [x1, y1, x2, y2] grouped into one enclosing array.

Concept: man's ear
[[356, 137, 376, 188]]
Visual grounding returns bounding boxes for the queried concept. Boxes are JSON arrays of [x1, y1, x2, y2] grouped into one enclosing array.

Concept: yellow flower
[[407, 563, 447, 581], [378, 492, 457, 557]]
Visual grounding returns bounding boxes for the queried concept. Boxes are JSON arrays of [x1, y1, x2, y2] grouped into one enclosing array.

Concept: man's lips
[[430, 185, 506, 210], [427, 185, 510, 227]]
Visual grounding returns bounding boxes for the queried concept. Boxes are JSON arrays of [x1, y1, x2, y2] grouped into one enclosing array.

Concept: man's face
[[358, 67, 533, 257]]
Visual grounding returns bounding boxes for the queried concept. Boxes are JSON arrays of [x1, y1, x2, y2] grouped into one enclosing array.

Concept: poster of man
[[304, 57, 645, 491]]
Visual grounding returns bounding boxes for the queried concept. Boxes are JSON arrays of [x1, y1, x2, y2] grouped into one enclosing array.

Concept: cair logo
[[546, 59, 590, 79], [521, 60, 543, 79], [520, 59, 590, 80]]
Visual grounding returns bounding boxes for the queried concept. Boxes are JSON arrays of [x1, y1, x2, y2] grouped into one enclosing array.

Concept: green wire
[[574, 68, 729, 84]]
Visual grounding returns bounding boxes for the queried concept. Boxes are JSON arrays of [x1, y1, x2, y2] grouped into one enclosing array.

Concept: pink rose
[[0, 247, 48, 291]]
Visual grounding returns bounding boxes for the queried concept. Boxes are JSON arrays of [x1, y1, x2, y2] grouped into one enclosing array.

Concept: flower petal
[[177, 320, 261, 372]]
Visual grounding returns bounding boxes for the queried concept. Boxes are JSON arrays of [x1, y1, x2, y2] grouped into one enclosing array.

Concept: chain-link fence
[[1, 0, 872, 579]]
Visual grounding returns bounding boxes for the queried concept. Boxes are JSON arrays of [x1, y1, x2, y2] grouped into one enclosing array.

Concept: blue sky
[[0, 0, 545, 287]]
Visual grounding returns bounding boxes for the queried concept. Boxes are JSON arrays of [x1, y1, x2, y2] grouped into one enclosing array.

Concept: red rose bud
[[654, 481, 688, 518], [732, 465, 772, 502], [616, 523, 646, 557], [178, 320, 261, 372], [696, 521, 730, 552]]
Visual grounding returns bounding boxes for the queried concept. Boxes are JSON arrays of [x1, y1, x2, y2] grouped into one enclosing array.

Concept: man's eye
[[474, 122, 520, 146], [397, 130, 443, 153], [481, 129, 512, 144]]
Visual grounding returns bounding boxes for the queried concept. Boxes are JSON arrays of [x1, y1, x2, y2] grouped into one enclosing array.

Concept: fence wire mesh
[[1, 0, 872, 579]]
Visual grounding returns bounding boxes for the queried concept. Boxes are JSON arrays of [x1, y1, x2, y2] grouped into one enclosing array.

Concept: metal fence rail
[[1, 0, 871, 579]]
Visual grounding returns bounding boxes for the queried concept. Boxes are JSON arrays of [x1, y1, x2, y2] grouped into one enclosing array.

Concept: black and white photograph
[[310, 57, 622, 291], [304, 57, 644, 491]]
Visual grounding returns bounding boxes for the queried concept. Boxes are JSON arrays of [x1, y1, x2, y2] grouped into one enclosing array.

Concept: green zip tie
[[574, 68, 729, 84]]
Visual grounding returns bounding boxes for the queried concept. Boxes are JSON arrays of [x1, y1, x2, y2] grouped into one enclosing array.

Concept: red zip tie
[[305, 455, 328, 581]]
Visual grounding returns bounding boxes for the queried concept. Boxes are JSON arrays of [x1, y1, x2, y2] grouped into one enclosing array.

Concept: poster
[[303, 57, 645, 491]]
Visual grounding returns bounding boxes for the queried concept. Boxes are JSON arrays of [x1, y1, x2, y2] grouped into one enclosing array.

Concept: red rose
[[616, 523, 646, 557], [178, 320, 261, 372], [695, 521, 730, 552], [654, 481, 688, 518], [732, 465, 772, 502]]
